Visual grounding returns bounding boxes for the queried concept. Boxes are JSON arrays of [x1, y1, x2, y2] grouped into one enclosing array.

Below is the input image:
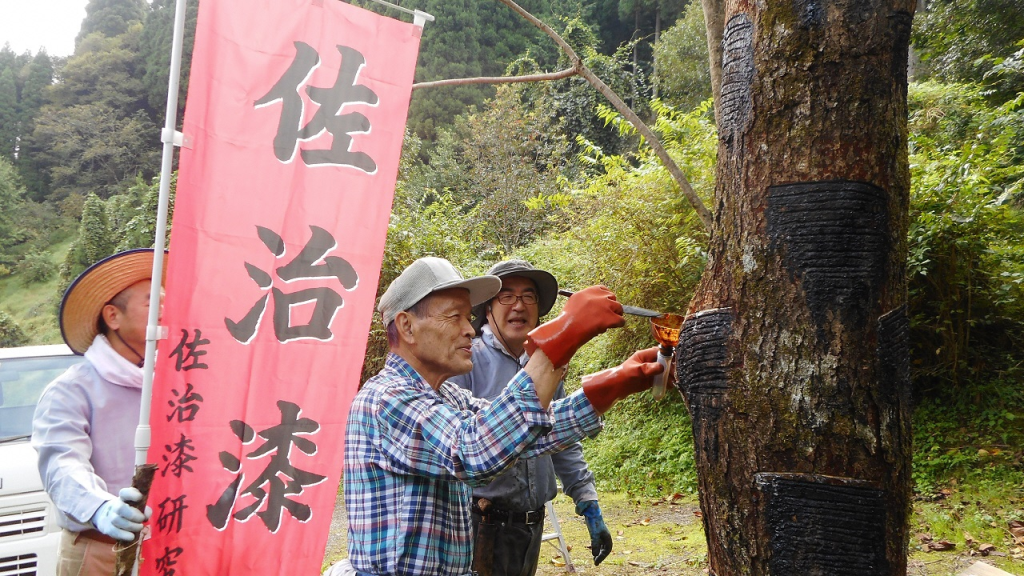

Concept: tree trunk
[[680, 1, 916, 574], [653, 6, 661, 100]]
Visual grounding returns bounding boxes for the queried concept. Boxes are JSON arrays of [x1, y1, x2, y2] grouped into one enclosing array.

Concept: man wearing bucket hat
[[337, 257, 664, 576], [450, 260, 612, 575], [31, 249, 165, 575]]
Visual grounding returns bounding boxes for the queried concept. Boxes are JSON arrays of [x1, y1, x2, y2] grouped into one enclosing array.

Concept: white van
[[0, 345, 84, 576]]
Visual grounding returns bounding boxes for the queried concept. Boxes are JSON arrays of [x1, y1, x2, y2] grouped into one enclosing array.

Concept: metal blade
[[557, 289, 664, 318]]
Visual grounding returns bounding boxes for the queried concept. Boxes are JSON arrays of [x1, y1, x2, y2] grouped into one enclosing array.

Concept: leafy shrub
[[518, 100, 716, 495], [912, 370, 1024, 494], [906, 82, 1024, 397], [15, 250, 54, 284], [0, 310, 28, 347]]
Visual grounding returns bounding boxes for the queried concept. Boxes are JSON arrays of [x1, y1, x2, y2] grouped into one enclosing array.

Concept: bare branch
[[413, 68, 576, 90], [411, 0, 714, 230], [496, 0, 712, 229]]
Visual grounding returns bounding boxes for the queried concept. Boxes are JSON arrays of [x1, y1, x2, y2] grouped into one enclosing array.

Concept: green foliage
[[652, 1, 710, 110], [906, 82, 1024, 395], [112, 174, 175, 252], [506, 17, 649, 162], [911, 374, 1024, 496], [580, 379, 698, 495], [0, 309, 28, 347], [51, 28, 149, 112], [912, 0, 1024, 102], [30, 104, 158, 200], [77, 0, 146, 46], [353, 0, 562, 140], [362, 134, 484, 380], [0, 67, 18, 160], [27, 22, 158, 202], [16, 50, 57, 200], [512, 100, 715, 494], [417, 83, 570, 256], [0, 156, 25, 256], [140, 0, 197, 121], [58, 192, 114, 298], [15, 250, 55, 285]]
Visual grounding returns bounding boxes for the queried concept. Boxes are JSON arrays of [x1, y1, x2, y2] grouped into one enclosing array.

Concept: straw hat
[[60, 249, 168, 355]]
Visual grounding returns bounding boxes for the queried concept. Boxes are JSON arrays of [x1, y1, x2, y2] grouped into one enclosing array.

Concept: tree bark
[[681, 1, 916, 574]]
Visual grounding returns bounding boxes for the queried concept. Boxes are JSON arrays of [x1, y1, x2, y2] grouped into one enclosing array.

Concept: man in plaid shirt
[[337, 257, 664, 576]]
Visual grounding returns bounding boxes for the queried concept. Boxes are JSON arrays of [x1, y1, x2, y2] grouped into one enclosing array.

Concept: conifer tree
[[76, 0, 146, 45], [15, 51, 54, 199], [57, 192, 113, 299], [140, 0, 197, 122], [0, 68, 18, 160], [81, 192, 115, 265]]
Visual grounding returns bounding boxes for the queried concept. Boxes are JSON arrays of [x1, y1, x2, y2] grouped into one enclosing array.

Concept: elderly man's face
[[486, 276, 540, 350], [103, 279, 161, 362], [407, 288, 476, 384]]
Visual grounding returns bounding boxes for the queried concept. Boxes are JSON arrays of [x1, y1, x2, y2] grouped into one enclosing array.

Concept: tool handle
[[652, 348, 671, 400]]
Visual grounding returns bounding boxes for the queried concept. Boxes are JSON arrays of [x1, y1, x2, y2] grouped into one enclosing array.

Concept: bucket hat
[[471, 259, 558, 333], [60, 249, 167, 355]]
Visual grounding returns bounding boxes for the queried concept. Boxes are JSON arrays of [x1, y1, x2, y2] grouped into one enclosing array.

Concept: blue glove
[[576, 500, 612, 565], [91, 487, 152, 542]]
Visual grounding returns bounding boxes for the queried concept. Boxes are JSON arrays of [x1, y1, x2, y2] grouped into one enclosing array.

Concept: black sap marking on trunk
[[720, 13, 754, 146], [878, 305, 910, 405], [767, 180, 889, 330], [679, 308, 734, 460], [756, 473, 889, 576], [890, 12, 913, 80]]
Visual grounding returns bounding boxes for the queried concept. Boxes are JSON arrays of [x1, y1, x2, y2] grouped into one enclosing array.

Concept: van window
[[0, 355, 83, 441]]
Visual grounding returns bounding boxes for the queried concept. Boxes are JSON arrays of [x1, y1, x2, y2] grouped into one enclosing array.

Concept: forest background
[[1, 0, 1023, 570]]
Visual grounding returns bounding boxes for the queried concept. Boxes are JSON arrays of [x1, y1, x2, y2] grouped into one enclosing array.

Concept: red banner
[[143, 0, 421, 573]]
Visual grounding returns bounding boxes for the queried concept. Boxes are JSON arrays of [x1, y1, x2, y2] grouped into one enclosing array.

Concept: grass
[[536, 492, 707, 575], [0, 238, 73, 345], [909, 474, 1024, 575]]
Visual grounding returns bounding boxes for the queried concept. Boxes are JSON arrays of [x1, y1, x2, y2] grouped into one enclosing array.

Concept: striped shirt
[[344, 352, 602, 576]]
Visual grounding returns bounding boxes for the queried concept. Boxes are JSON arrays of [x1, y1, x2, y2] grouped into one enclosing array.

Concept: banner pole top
[[357, 0, 434, 26], [413, 10, 434, 27]]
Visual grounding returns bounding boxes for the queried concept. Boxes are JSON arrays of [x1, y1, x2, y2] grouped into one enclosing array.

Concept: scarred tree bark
[[679, 0, 916, 574]]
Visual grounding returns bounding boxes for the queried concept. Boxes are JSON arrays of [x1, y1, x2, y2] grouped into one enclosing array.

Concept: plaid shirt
[[344, 352, 602, 576]]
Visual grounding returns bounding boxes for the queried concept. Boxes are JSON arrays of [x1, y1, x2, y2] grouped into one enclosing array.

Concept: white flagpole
[[137, 0, 189, 469]]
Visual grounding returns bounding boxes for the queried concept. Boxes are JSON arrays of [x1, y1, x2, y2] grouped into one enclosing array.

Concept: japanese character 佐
[[255, 41, 379, 172]]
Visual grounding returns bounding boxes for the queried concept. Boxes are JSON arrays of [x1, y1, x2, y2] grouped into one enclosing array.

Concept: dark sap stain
[[766, 180, 889, 331], [678, 308, 734, 461], [720, 13, 755, 146], [757, 473, 889, 576], [878, 305, 910, 406]]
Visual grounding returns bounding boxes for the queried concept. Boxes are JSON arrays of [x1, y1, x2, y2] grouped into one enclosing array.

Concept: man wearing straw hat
[[32, 249, 164, 576], [336, 257, 664, 576], [450, 259, 611, 575]]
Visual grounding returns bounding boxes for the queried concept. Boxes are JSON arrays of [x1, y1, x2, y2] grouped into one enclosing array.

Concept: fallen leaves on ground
[[927, 539, 956, 551]]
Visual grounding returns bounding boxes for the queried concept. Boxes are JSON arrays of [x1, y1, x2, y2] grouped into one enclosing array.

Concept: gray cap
[[378, 257, 501, 325], [471, 259, 559, 333]]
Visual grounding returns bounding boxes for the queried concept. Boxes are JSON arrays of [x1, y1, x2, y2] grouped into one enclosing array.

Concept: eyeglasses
[[495, 292, 538, 306]]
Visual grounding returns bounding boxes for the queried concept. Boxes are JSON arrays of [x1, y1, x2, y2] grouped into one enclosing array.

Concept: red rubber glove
[[524, 286, 626, 368], [582, 347, 664, 414]]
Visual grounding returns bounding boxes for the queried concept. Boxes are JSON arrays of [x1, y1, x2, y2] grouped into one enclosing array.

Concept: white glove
[[91, 487, 152, 542]]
